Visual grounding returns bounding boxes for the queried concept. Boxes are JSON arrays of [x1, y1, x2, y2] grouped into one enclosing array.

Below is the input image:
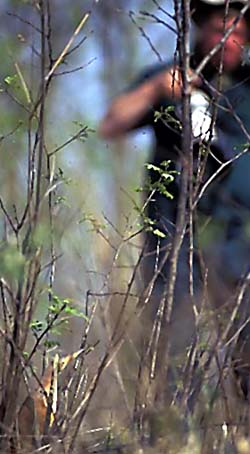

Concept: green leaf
[[30, 320, 44, 332], [153, 229, 166, 238], [4, 74, 18, 86]]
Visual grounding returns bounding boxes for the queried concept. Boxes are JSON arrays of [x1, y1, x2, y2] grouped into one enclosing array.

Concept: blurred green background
[[0, 0, 176, 345]]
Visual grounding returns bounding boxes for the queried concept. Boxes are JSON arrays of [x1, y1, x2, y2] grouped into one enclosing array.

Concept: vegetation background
[[1, 1, 250, 453]]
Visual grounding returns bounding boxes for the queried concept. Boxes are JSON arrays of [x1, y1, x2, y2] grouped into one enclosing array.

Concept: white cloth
[[190, 89, 217, 141]]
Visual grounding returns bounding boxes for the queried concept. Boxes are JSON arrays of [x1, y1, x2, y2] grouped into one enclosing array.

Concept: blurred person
[[99, 1, 250, 397]]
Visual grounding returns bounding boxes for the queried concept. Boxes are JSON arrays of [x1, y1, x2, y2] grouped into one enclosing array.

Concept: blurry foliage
[[1, 1, 242, 453], [0, 242, 26, 281]]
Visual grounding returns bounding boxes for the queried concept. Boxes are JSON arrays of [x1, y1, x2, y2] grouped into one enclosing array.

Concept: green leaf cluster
[[145, 160, 179, 200], [154, 106, 182, 130], [48, 291, 87, 320]]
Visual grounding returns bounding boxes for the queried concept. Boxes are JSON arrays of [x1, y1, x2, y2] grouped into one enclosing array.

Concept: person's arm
[[99, 67, 183, 139]]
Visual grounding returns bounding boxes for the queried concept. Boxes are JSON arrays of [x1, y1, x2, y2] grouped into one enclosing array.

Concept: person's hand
[[158, 66, 202, 98], [160, 67, 182, 97]]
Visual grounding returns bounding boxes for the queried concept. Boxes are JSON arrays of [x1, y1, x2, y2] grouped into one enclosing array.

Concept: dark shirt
[[130, 61, 250, 211], [129, 60, 250, 280]]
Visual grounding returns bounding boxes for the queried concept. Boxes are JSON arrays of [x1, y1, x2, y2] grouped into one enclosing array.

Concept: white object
[[190, 90, 217, 141]]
